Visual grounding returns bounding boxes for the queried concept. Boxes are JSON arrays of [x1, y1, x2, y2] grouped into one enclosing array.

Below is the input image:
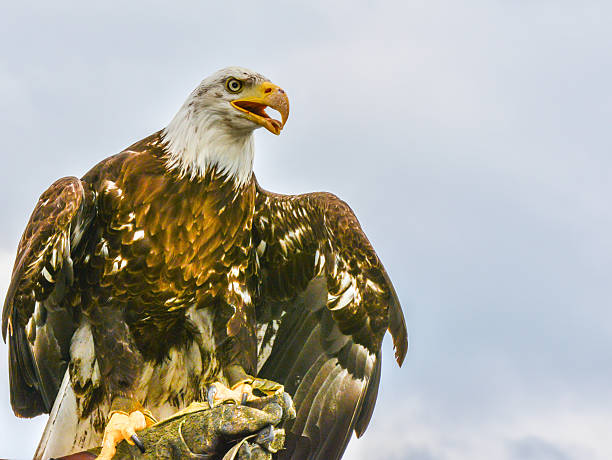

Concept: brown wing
[[253, 182, 407, 460], [2, 177, 96, 417]]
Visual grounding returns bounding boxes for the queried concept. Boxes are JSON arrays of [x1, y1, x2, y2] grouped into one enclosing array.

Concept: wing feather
[[253, 182, 407, 460], [2, 177, 96, 417]]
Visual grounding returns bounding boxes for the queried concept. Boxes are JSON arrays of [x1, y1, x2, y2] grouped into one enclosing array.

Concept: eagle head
[[162, 67, 289, 184]]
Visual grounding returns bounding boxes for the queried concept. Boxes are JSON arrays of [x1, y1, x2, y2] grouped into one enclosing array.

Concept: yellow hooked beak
[[230, 81, 289, 135]]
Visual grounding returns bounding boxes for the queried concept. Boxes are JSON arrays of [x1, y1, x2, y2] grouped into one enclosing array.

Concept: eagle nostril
[[264, 87, 272, 94]]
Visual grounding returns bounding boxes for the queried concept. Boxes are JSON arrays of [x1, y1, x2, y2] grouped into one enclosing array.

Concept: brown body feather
[[3, 131, 407, 459]]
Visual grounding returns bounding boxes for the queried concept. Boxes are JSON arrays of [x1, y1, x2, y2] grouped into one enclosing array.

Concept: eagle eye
[[226, 78, 243, 93]]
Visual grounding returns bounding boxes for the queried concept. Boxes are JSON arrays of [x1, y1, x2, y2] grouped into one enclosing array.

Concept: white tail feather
[[34, 370, 78, 460]]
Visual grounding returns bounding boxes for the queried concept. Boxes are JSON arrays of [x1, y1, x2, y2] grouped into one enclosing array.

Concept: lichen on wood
[[56, 391, 295, 460]]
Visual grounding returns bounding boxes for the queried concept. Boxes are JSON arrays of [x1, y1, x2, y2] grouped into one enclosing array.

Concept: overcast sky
[[1, 1, 611, 459]]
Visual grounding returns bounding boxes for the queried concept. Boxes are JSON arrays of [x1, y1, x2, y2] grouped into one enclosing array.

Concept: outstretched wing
[[253, 182, 408, 460], [2, 177, 96, 417]]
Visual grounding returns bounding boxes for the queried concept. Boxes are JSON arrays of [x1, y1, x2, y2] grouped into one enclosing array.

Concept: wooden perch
[[52, 391, 295, 460]]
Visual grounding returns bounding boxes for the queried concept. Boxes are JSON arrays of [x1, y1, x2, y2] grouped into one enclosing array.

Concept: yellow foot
[[96, 411, 147, 460], [206, 381, 249, 407], [206, 378, 284, 408]]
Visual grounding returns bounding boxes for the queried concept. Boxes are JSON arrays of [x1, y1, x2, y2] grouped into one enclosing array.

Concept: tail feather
[[34, 370, 79, 460]]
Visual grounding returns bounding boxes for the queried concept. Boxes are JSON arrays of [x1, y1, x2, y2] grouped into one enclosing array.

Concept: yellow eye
[[226, 78, 243, 93]]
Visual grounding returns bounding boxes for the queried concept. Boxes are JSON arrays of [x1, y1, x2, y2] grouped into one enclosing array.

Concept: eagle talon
[[131, 433, 146, 453], [207, 384, 218, 408], [231, 382, 254, 403]]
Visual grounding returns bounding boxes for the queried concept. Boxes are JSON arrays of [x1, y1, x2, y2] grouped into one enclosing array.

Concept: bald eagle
[[3, 67, 407, 460]]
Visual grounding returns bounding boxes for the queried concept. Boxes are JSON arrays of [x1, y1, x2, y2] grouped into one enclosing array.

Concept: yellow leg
[[96, 411, 147, 460]]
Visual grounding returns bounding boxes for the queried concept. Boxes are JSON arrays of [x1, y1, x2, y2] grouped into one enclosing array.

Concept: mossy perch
[[54, 392, 295, 460]]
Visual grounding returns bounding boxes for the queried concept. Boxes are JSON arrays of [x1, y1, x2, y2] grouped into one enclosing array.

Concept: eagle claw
[[130, 434, 145, 453], [206, 384, 218, 408]]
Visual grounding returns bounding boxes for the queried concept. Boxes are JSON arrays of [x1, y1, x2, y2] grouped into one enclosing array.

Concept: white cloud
[[344, 395, 612, 460], [0, 250, 12, 300]]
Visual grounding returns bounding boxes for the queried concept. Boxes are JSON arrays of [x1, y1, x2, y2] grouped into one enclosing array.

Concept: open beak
[[231, 82, 289, 135]]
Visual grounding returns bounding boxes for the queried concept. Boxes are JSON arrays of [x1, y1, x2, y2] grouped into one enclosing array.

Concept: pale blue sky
[[0, 1, 611, 459]]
